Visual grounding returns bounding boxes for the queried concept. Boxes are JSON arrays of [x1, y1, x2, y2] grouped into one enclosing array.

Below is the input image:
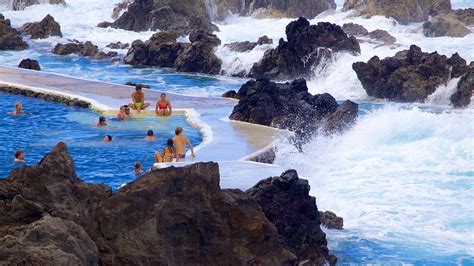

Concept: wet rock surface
[[423, 14, 471, 38], [453, 8, 474, 26], [8, 0, 65, 11], [229, 78, 358, 138], [319, 211, 344, 230], [224, 35, 273, 53], [52, 40, 118, 60], [353, 45, 469, 105], [0, 14, 28, 50], [247, 169, 337, 265], [343, 0, 451, 24], [250, 17, 360, 80], [0, 86, 91, 108], [450, 64, 473, 108], [124, 30, 222, 75], [106, 41, 129, 49], [18, 58, 41, 70], [0, 143, 339, 265], [20, 14, 62, 39], [342, 23, 396, 45]]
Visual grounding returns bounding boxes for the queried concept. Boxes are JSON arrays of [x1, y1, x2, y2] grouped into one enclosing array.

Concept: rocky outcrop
[[250, 17, 360, 80], [96, 21, 113, 28], [0, 14, 28, 50], [18, 58, 41, 70], [353, 45, 469, 104], [368, 29, 396, 45], [52, 40, 118, 60], [224, 35, 273, 53], [110, 0, 218, 35], [0, 86, 91, 108], [0, 142, 338, 265], [229, 78, 358, 138], [450, 65, 473, 108], [319, 211, 344, 230], [247, 169, 337, 265], [342, 23, 396, 45], [423, 14, 471, 38], [124, 81, 150, 88], [342, 22, 369, 36], [7, 0, 65, 10], [222, 90, 240, 99], [20, 14, 62, 39], [106, 41, 129, 49], [124, 30, 222, 74], [343, 0, 451, 24], [454, 8, 474, 26]]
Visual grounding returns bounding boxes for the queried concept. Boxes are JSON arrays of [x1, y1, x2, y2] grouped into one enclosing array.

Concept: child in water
[[133, 162, 143, 175], [144, 130, 157, 141], [14, 150, 25, 162], [97, 116, 107, 127]]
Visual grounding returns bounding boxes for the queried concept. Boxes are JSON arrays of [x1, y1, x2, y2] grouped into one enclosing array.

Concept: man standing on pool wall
[[128, 85, 150, 113], [173, 126, 195, 162], [156, 93, 172, 116]]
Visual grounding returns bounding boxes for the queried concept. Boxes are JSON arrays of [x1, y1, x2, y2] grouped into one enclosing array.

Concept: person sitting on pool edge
[[144, 130, 157, 141], [155, 138, 177, 163], [14, 150, 25, 162], [156, 93, 172, 116], [97, 116, 107, 127], [128, 85, 150, 113], [173, 126, 195, 161], [103, 135, 113, 143], [11, 102, 23, 115]]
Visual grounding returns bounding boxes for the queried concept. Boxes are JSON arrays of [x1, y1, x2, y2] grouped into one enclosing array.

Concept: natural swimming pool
[[0, 93, 201, 189]]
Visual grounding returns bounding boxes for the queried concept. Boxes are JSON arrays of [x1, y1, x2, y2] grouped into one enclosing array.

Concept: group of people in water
[[11, 85, 195, 170]]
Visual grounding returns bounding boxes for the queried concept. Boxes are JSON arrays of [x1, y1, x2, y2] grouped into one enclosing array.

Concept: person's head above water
[[119, 105, 125, 112], [175, 126, 183, 135], [134, 161, 141, 169], [15, 150, 24, 159], [99, 116, 106, 122], [147, 130, 154, 136], [104, 135, 112, 142], [160, 93, 166, 100]]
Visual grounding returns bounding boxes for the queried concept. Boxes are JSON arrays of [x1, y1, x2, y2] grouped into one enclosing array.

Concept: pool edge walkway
[[0, 66, 288, 181]]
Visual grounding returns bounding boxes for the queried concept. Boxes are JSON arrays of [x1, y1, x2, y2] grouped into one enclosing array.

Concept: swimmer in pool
[[133, 162, 143, 175], [103, 135, 112, 143], [144, 130, 157, 141], [117, 105, 128, 120], [11, 102, 23, 115], [124, 105, 133, 118], [97, 116, 107, 127], [128, 85, 150, 113], [155, 93, 172, 116], [172, 126, 195, 162], [14, 150, 25, 162], [155, 138, 176, 163]]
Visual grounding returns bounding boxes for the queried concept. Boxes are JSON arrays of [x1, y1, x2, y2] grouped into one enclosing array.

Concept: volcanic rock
[[343, 0, 451, 24], [0, 14, 28, 50], [453, 8, 474, 26], [18, 58, 41, 70], [124, 81, 150, 89], [342, 22, 369, 36], [221, 90, 240, 99], [9, 0, 65, 11], [106, 41, 129, 49], [257, 35, 273, 45], [96, 21, 113, 28], [20, 14, 62, 39], [224, 35, 274, 53], [423, 14, 471, 38], [229, 78, 358, 137], [250, 17, 360, 80], [53, 41, 117, 59], [0, 143, 323, 264], [353, 45, 469, 103], [247, 169, 337, 265], [368, 29, 396, 45], [319, 211, 344, 230], [451, 65, 473, 108]]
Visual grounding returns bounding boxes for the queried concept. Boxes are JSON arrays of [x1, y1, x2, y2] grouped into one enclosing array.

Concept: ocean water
[[0, 0, 473, 264], [0, 93, 201, 189]]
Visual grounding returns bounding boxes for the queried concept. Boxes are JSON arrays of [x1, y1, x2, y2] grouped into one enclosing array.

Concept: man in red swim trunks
[[155, 93, 172, 116]]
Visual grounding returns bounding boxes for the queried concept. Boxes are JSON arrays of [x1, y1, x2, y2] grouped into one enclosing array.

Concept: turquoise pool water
[[0, 93, 201, 189]]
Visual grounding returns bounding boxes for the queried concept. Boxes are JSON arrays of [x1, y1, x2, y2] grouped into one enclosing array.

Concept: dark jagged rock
[[247, 169, 337, 265], [451, 65, 473, 108], [53, 41, 118, 60], [250, 17, 360, 80], [224, 35, 274, 53], [124, 30, 222, 75], [229, 78, 358, 138], [353, 45, 469, 104], [0, 143, 311, 265], [20, 14, 62, 39], [18, 58, 41, 70], [454, 8, 474, 26], [112, 0, 131, 20], [110, 0, 218, 35], [343, 0, 451, 24], [96, 21, 113, 28], [319, 211, 344, 230], [342, 22, 369, 36], [368, 29, 396, 45], [106, 41, 129, 49], [222, 90, 240, 99], [257, 35, 273, 45], [9, 0, 65, 11], [124, 81, 150, 89], [423, 14, 471, 38], [0, 14, 28, 50]]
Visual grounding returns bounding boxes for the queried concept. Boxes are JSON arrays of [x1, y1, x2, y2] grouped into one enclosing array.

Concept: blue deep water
[[0, 93, 201, 189]]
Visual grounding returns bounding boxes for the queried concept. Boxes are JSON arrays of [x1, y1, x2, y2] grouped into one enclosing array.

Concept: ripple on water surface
[[0, 93, 201, 189]]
